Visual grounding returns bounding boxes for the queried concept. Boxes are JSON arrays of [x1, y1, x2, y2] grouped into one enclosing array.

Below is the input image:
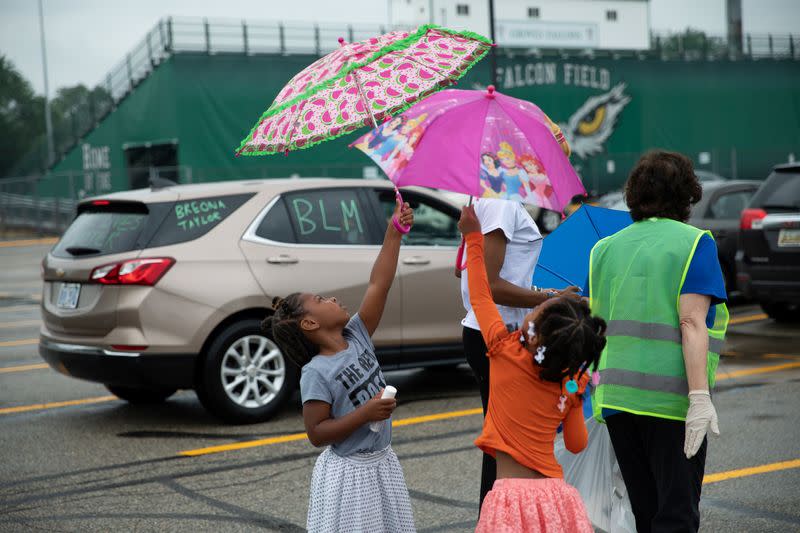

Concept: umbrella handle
[[392, 189, 411, 234], [456, 194, 472, 270], [455, 195, 473, 271], [455, 237, 467, 271]]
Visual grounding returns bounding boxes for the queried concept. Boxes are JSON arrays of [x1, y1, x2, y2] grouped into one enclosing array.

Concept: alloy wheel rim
[[220, 335, 285, 408]]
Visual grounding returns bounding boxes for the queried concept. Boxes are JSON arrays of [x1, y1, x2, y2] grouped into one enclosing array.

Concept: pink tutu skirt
[[476, 478, 593, 533]]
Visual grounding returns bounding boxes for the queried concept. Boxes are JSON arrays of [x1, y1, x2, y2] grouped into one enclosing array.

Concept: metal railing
[[0, 163, 369, 235], [0, 175, 79, 235], [169, 17, 393, 56], [7, 16, 797, 179], [650, 32, 797, 61]]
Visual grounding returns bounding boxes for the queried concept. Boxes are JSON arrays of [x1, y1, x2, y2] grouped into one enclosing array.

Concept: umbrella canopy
[[236, 25, 492, 156], [351, 85, 584, 213], [532, 204, 633, 296]]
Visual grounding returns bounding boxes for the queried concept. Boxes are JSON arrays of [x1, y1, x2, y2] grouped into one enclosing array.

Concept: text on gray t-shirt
[[299, 314, 390, 456]]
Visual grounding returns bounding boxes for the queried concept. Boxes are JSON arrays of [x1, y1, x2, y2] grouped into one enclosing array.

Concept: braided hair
[[533, 298, 607, 383], [261, 293, 319, 368]]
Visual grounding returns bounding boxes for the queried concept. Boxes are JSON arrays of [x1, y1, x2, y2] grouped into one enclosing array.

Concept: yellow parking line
[[391, 407, 483, 427], [764, 353, 800, 361], [0, 395, 117, 415], [728, 313, 768, 325], [704, 458, 800, 485], [0, 319, 41, 329], [716, 361, 800, 381], [0, 237, 58, 248], [179, 357, 800, 458], [0, 338, 38, 348], [179, 431, 309, 456], [0, 363, 48, 374], [179, 407, 485, 457]]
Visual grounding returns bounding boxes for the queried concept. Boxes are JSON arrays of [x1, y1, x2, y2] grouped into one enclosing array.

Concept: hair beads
[[565, 379, 578, 394], [557, 395, 567, 413], [534, 346, 546, 364]]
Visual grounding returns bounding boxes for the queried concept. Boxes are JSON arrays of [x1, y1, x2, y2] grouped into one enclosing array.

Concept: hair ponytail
[[261, 293, 319, 368], [533, 299, 606, 383]]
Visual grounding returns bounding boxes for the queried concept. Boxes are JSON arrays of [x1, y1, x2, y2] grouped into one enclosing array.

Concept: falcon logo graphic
[[559, 83, 631, 159]]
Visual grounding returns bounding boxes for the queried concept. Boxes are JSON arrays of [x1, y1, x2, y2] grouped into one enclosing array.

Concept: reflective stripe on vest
[[606, 320, 726, 355], [599, 368, 689, 395]]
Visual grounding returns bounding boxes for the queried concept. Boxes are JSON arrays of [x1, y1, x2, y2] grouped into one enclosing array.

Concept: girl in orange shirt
[[458, 205, 606, 533]]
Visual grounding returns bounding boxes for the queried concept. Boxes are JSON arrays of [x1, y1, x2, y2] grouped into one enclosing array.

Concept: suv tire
[[106, 385, 176, 404], [760, 302, 800, 323], [197, 319, 297, 424]]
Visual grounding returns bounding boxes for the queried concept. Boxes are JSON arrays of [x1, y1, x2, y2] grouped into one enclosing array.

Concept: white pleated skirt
[[307, 446, 416, 533]]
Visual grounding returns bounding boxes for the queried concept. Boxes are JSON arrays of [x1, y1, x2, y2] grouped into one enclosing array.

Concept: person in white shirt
[[458, 197, 580, 514]]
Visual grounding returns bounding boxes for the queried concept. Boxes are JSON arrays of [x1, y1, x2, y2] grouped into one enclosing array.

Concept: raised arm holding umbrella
[[235, 24, 493, 231], [350, 84, 585, 512]]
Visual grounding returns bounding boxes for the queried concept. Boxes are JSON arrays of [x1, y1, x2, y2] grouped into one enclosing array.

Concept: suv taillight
[[740, 208, 767, 230], [90, 258, 175, 286]]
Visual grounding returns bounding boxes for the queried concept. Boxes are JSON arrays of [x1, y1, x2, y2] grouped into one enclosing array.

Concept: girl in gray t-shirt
[[264, 200, 416, 533]]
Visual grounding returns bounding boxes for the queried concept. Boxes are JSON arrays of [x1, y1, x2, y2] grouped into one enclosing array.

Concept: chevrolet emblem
[[56, 269, 65, 278]]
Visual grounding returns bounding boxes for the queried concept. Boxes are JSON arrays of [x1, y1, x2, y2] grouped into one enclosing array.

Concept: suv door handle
[[402, 256, 430, 266], [267, 255, 299, 265]]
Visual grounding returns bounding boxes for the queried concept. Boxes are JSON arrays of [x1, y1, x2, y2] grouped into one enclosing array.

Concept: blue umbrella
[[533, 204, 632, 297]]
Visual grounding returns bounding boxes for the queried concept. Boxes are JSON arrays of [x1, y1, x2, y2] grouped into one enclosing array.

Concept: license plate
[[57, 283, 81, 309], [778, 229, 800, 247]]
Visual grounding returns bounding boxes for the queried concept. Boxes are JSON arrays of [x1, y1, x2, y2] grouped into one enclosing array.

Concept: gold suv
[[40, 179, 465, 423]]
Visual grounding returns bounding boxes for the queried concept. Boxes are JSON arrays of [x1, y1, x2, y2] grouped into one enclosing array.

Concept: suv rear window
[[52, 203, 150, 258], [147, 193, 254, 248], [751, 171, 800, 211], [52, 193, 254, 258]]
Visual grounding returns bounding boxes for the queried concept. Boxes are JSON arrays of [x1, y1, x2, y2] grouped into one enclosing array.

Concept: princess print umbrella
[[351, 85, 583, 259], [351, 85, 585, 213]]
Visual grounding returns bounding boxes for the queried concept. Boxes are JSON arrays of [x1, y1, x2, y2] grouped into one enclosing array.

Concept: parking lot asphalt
[[1, 241, 799, 532]]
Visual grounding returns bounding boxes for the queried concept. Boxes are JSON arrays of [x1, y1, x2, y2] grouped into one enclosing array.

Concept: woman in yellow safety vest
[[589, 150, 729, 533]]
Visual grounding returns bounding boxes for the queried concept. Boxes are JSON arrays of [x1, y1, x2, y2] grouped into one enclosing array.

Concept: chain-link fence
[[0, 162, 370, 235], [0, 175, 79, 236], [5, 147, 795, 236]]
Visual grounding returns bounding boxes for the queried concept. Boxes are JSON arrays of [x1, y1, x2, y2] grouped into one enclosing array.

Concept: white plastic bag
[[554, 417, 636, 533]]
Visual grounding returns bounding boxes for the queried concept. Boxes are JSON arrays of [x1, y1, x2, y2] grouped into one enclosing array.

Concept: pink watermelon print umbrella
[[351, 85, 585, 213], [236, 25, 492, 156]]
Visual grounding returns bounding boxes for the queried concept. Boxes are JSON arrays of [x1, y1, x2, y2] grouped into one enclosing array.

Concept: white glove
[[684, 390, 720, 459]]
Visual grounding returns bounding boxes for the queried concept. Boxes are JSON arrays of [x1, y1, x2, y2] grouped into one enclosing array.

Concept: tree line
[[1, 54, 112, 178]]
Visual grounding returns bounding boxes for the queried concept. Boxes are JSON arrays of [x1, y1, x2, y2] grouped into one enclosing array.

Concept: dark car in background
[[689, 180, 761, 292], [599, 180, 760, 294], [737, 163, 800, 322]]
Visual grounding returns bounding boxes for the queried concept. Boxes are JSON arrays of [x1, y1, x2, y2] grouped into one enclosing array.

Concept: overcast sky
[[1, 0, 798, 96]]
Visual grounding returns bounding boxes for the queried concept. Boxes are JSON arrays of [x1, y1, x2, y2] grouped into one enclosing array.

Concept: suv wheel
[[760, 302, 800, 323], [197, 319, 297, 424], [106, 385, 176, 404]]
